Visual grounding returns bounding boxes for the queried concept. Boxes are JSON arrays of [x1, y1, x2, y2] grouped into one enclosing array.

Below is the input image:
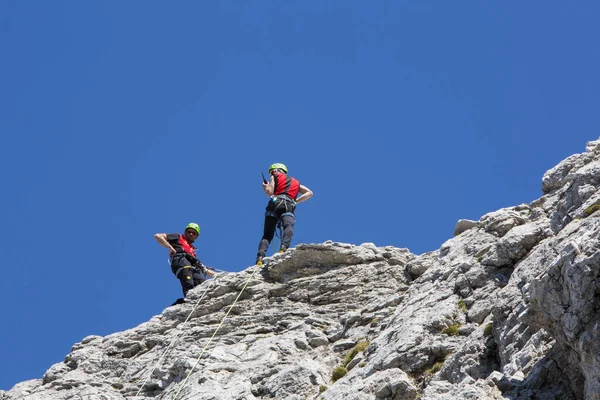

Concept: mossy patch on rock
[[343, 341, 370, 367], [583, 204, 600, 217], [442, 322, 462, 336], [484, 323, 493, 336], [331, 366, 348, 383]]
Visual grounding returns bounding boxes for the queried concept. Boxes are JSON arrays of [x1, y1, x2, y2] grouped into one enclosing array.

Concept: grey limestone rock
[[6, 139, 600, 400], [454, 219, 478, 236]]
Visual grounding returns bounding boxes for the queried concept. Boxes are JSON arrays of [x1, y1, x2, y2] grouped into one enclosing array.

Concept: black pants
[[171, 255, 206, 297], [257, 198, 296, 258]]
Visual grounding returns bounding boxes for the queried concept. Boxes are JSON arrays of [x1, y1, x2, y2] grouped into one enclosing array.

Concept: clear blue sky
[[1, 1, 599, 391]]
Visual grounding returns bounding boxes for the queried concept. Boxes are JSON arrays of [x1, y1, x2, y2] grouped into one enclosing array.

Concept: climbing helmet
[[268, 163, 288, 173], [185, 222, 200, 235]]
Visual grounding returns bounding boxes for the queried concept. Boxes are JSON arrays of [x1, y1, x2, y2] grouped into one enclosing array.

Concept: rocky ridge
[[4, 139, 600, 400]]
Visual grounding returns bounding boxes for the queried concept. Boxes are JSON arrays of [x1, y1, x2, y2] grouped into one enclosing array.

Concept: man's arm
[[204, 268, 217, 278], [262, 175, 275, 197], [192, 259, 217, 279], [154, 233, 176, 257], [295, 185, 313, 204]]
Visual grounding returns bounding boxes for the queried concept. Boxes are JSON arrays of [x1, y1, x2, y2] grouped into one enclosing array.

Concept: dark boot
[[171, 298, 185, 306]]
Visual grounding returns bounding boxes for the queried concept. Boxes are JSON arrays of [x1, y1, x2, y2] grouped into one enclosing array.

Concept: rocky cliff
[[4, 140, 600, 400]]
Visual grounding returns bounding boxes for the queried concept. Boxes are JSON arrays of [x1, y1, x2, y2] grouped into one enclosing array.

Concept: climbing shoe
[[256, 257, 264, 265], [171, 298, 185, 306], [279, 247, 288, 253]]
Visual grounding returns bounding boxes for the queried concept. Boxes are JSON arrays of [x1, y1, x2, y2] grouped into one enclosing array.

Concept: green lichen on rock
[[343, 341, 370, 367], [442, 322, 462, 336], [583, 204, 600, 217], [331, 366, 348, 383], [425, 361, 444, 375], [484, 323, 493, 336]]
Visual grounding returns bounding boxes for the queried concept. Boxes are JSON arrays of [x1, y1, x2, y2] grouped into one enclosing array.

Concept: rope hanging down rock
[[170, 264, 263, 400], [133, 274, 220, 398]]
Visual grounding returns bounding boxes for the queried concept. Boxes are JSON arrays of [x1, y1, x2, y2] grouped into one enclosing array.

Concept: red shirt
[[166, 233, 197, 257], [273, 172, 300, 199]]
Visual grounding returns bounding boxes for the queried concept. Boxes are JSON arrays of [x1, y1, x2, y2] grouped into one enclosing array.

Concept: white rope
[[133, 275, 219, 398], [171, 265, 263, 400]]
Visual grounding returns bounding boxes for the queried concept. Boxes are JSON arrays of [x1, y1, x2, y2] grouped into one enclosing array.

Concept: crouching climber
[[154, 222, 215, 305]]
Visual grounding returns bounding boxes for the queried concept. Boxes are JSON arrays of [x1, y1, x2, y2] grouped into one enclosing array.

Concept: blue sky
[[1, 1, 599, 391]]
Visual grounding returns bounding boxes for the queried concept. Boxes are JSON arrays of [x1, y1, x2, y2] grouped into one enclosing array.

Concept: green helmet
[[269, 163, 288, 173], [185, 222, 200, 235]]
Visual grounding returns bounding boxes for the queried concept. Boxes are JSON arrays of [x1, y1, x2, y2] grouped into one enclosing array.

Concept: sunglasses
[[185, 230, 199, 237]]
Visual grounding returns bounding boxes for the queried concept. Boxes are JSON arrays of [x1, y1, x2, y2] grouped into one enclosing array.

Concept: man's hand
[[204, 268, 216, 278], [295, 185, 313, 204], [155, 233, 178, 257], [263, 176, 275, 196]]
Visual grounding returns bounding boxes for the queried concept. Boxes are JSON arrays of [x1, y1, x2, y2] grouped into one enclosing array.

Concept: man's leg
[[172, 257, 195, 297], [191, 268, 206, 288], [280, 214, 295, 251], [257, 216, 278, 263], [178, 267, 196, 297]]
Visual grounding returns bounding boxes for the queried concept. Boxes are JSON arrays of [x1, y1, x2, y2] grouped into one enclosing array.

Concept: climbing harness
[[268, 196, 294, 251], [166, 258, 227, 274], [133, 274, 219, 398], [266, 195, 296, 218], [171, 264, 264, 400]]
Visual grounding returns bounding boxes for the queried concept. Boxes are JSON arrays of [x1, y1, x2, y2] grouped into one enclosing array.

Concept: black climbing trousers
[[170, 254, 206, 297], [257, 197, 296, 259]]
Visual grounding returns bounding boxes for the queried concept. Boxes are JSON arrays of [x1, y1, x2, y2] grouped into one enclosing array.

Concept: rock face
[[4, 139, 600, 400]]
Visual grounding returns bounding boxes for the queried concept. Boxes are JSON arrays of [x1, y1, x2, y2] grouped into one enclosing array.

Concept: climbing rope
[[208, 266, 228, 274], [133, 274, 220, 398], [275, 220, 283, 251], [167, 259, 227, 275], [171, 264, 263, 400]]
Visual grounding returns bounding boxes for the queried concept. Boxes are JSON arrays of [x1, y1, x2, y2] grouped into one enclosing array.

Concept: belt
[[273, 194, 295, 203], [171, 253, 198, 262]]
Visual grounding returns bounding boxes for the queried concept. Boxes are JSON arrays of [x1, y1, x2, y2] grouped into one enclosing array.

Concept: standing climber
[[154, 222, 215, 303], [256, 163, 313, 265]]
